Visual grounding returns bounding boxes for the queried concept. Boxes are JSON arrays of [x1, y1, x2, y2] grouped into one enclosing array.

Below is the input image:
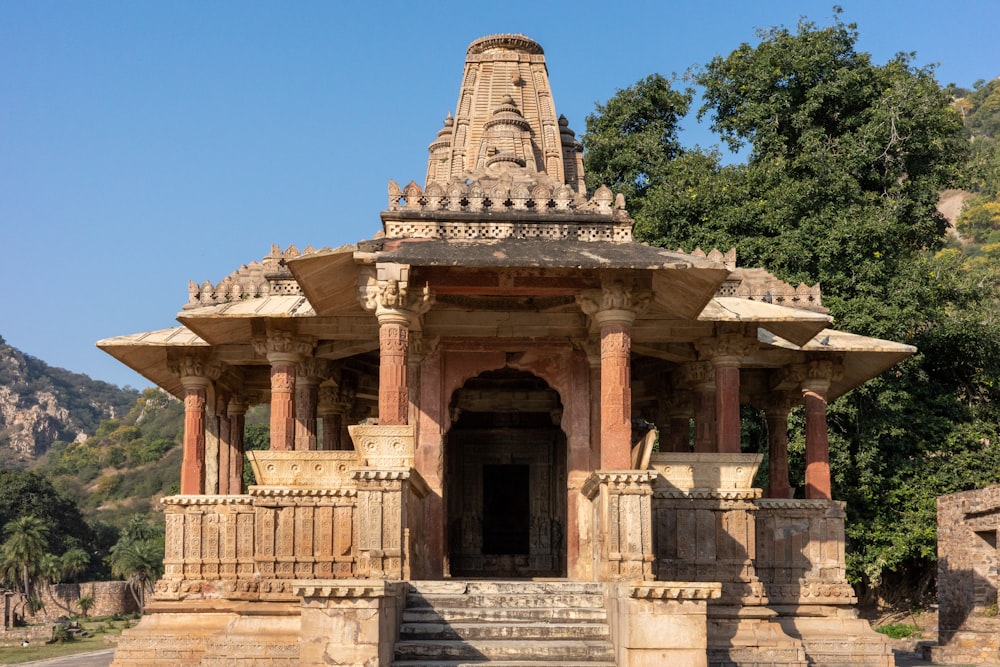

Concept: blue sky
[[2, 0, 997, 389]]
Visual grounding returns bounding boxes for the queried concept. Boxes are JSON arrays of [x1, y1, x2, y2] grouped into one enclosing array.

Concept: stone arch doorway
[[445, 367, 567, 578]]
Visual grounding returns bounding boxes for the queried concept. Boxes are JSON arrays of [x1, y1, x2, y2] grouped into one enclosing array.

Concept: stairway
[[393, 580, 617, 666]]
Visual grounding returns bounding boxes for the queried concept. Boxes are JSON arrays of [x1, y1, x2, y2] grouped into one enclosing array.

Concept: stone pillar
[[227, 396, 247, 494], [360, 269, 433, 427], [698, 332, 758, 454], [577, 280, 650, 470], [170, 353, 220, 496], [317, 386, 342, 451], [659, 394, 692, 453], [379, 315, 410, 426], [295, 358, 327, 451], [179, 376, 208, 495], [802, 359, 841, 500], [216, 391, 231, 494], [764, 396, 795, 499], [254, 329, 313, 451], [681, 361, 716, 454]]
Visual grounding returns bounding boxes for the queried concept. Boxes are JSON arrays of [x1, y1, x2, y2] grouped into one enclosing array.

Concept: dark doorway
[[445, 368, 566, 578], [482, 464, 530, 555]]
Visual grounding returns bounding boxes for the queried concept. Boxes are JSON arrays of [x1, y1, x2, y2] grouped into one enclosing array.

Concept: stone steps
[[393, 581, 616, 667]]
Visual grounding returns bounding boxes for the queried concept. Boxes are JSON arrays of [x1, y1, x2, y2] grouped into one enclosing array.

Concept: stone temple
[[99, 34, 914, 667]]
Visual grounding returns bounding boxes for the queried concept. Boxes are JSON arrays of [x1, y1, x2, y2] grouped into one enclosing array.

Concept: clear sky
[[2, 0, 997, 389]]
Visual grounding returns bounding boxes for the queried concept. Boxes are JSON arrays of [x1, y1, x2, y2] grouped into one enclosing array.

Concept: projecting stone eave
[[96, 327, 209, 399], [759, 327, 917, 400]]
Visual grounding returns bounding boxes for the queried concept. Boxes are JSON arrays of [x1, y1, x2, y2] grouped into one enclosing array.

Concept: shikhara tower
[[101, 34, 905, 667]]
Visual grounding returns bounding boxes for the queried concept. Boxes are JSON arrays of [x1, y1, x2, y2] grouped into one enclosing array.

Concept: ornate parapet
[[246, 450, 360, 488], [347, 424, 415, 468], [754, 498, 853, 606], [582, 471, 656, 581], [647, 454, 766, 604], [184, 244, 316, 308], [649, 452, 763, 492], [157, 495, 259, 601]]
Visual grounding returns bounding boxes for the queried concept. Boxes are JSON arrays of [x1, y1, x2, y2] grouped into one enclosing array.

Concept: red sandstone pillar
[[715, 362, 742, 454], [227, 397, 247, 494], [802, 359, 840, 500], [378, 317, 410, 426], [803, 383, 832, 500], [596, 310, 636, 470], [699, 332, 756, 454], [360, 274, 433, 427], [295, 359, 326, 451], [681, 362, 716, 454], [765, 400, 794, 499], [180, 376, 208, 495], [657, 393, 691, 453], [270, 360, 296, 451], [254, 330, 311, 451]]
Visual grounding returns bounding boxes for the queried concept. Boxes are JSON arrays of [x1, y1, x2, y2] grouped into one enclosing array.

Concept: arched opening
[[445, 367, 567, 578]]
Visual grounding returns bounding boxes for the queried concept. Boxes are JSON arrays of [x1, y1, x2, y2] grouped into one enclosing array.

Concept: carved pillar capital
[[696, 332, 759, 367], [678, 361, 715, 390], [296, 357, 330, 383], [576, 279, 651, 324], [801, 358, 844, 392], [360, 275, 435, 328], [169, 352, 222, 385], [252, 329, 314, 364]]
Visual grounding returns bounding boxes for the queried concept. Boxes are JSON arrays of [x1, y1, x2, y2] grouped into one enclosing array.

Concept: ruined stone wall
[[936, 486, 1000, 645], [19, 581, 138, 625]]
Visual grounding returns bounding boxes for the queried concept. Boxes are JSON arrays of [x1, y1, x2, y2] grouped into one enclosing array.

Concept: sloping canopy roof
[[96, 327, 208, 398], [700, 297, 832, 347]]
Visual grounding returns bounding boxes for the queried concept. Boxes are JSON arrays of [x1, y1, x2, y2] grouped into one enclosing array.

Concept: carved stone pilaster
[[352, 467, 429, 580], [582, 471, 656, 581]]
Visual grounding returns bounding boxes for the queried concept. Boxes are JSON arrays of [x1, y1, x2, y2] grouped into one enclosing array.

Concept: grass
[[874, 622, 921, 639], [0, 616, 136, 665]]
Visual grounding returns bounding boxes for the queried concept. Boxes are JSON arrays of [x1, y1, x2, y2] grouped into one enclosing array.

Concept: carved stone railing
[[754, 498, 856, 606], [155, 433, 428, 602]]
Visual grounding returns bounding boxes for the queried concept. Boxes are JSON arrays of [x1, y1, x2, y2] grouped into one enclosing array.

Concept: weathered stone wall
[[930, 485, 1000, 664], [20, 581, 138, 624], [48, 581, 139, 619]]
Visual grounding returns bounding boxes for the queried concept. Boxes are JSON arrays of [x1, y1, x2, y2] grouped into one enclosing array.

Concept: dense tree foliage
[[583, 12, 1000, 603]]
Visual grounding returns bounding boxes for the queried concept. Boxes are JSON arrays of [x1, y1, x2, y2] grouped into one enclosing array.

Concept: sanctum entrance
[[445, 368, 567, 578]]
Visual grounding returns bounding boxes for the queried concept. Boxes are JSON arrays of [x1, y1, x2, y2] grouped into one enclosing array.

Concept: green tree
[[583, 11, 994, 601], [108, 537, 163, 610], [60, 547, 91, 583], [582, 73, 693, 226], [0, 515, 51, 601]]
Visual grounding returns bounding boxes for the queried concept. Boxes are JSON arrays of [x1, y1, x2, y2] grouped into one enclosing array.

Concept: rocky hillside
[[0, 335, 139, 467]]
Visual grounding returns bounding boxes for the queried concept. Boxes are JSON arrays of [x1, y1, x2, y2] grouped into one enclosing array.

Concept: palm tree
[[60, 547, 90, 583], [108, 538, 163, 609], [1, 515, 51, 601]]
